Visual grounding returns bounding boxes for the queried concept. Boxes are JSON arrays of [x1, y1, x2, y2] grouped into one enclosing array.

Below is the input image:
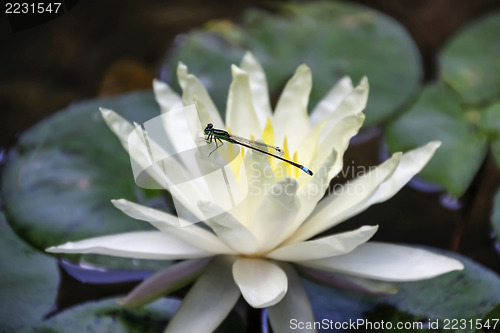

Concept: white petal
[[250, 178, 300, 252], [299, 142, 441, 243], [331, 76, 369, 120], [309, 76, 353, 126], [240, 51, 272, 127], [230, 149, 276, 225], [294, 118, 325, 176], [199, 201, 258, 254], [119, 258, 211, 308], [165, 256, 240, 333], [289, 149, 338, 237], [316, 113, 365, 177], [312, 78, 368, 170], [176, 62, 224, 128], [297, 266, 398, 295], [232, 258, 287, 308], [130, 133, 207, 227], [111, 199, 232, 254], [273, 65, 312, 152], [268, 263, 316, 333], [153, 79, 183, 113], [127, 123, 172, 190], [363, 141, 441, 207], [150, 104, 242, 212], [46, 231, 209, 259], [99, 108, 134, 151], [268, 225, 378, 262], [287, 153, 401, 244], [300, 242, 464, 282], [225, 65, 262, 138]]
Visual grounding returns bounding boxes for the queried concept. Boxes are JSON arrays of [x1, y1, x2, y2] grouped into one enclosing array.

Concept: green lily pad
[[1, 91, 170, 254], [441, 10, 500, 105], [304, 278, 377, 323], [478, 101, 500, 167], [0, 211, 243, 332], [21, 298, 179, 333], [475, 303, 500, 333], [383, 249, 500, 331], [22, 297, 245, 333], [0, 212, 59, 332], [492, 189, 500, 244], [385, 82, 488, 197], [305, 247, 500, 333], [167, 1, 421, 127]]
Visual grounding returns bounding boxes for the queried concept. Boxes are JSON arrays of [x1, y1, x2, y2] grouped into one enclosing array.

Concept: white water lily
[[47, 52, 463, 333]]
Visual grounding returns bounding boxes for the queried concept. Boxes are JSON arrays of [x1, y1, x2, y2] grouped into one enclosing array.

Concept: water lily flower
[[47, 52, 463, 333]]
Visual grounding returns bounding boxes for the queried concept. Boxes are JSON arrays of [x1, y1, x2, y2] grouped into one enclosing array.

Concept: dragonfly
[[203, 123, 313, 176]]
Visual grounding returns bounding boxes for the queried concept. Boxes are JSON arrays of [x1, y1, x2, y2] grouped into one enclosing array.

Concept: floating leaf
[[492, 189, 500, 244], [382, 249, 500, 328], [385, 83, 488, 197], [441, 10, 500, 105], [167, 1, 421, 126], [22, 298, 179, 333], [1, 91, 171, 255], [0, 212, 59, 332], [0, 211, 243, 332], [475, 303, 500, 333], [478, 101, 500, 166], [305, 247, 500, 333]]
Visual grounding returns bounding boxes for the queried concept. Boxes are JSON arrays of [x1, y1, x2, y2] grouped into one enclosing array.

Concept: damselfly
[[203, 123, 313, 176]]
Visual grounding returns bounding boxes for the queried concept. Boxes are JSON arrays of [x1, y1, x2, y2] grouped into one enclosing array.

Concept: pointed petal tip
[[243, 50, 254, 58], [152, 78, 163, 85], [230, 64, 247, 76], [354, 76, 369, 96], [45, 242, 75, 252], [111, 198, 126, 207], [392, 151, 403, 159], [45, 246, 57, 252], [99, 107, 113, 116], [363, 224, 379, 232], [356, 76, 369, 92], [451, 258, 465, 271], [428, 140, 442, 149], [296, 64, 311, 75], [338, 75, 353, 85], [359, 76, 369, 86], [153, 78, 167, 89], [242, 51, 258, 65]]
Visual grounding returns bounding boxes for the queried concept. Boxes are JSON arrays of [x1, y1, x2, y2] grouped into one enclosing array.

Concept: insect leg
[[208, 136, 222, 156], [205, 132, 213, 144]]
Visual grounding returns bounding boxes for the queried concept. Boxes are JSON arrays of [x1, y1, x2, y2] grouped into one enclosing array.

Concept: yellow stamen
[[283, 136, 292, 178], [262, 117, 276, 168], [293, 151, 299, 178], [224, 127, 245, 184], [229, 148, 244, 185]]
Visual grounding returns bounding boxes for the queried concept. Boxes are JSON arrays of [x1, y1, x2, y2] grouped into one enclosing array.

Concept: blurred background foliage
[[1, 1, 500, 332]]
